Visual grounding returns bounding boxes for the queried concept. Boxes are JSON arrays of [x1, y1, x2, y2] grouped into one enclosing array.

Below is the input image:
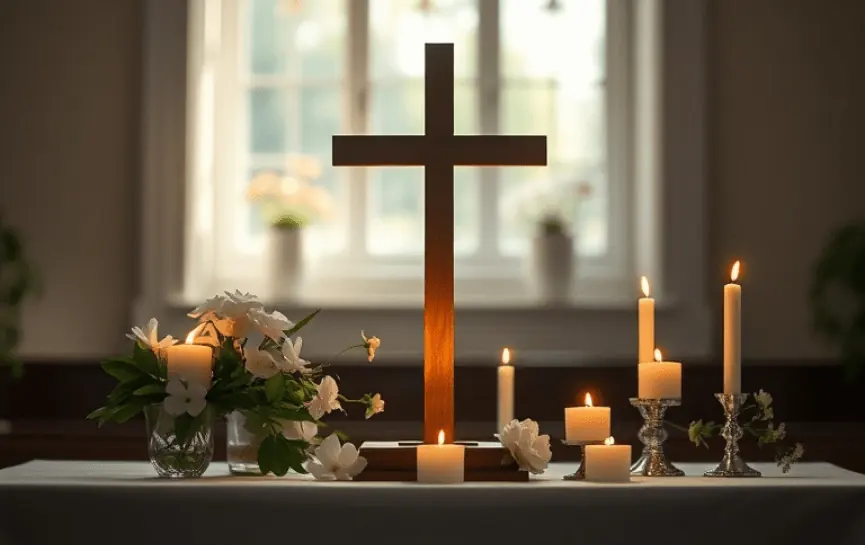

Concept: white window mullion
[[346, 0, 369, 260], [476, 0, 500, 262]]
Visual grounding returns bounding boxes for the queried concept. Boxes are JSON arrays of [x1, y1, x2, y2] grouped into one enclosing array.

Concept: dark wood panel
[[2, 360, 864, 423]]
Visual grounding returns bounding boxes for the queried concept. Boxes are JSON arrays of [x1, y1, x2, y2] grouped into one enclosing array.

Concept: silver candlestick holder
[[704, 393, 762, 478], [629, 398, 685, 477], [561, 439, 604, 480]]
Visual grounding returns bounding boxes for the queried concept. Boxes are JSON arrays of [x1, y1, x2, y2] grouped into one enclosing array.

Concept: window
[[191, 0, 626, 303]]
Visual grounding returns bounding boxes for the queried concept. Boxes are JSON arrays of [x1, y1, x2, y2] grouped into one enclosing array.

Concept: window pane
[[367, 82, 479, 255], [249, 88, 287, 153], [499, 0, 607, 257], [370, 0, 477, 80], [247, 0, 346, 79]]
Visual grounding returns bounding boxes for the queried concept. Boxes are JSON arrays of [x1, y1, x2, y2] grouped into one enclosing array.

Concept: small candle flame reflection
[[605, 436, 615, 446], [585, 393, 593, 407], [641, 276, 650, 298], [654, 349, 662, 362], [437, 429, 445, 445]]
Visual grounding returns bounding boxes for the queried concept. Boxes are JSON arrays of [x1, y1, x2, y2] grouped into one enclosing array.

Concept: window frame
[[204, 0, 629, 304], [136, 0, 713, 364]]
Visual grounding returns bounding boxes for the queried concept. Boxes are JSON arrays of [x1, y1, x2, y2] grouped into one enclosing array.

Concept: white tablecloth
[[1, 461, 864, 545]]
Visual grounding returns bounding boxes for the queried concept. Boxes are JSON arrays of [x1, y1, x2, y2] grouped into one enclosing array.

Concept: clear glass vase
[[227, 410, 265, 475], [145, 404, 214, 478]]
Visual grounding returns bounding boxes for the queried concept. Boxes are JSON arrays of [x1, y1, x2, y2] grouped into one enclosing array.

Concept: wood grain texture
[[331, 43, 547, 445]]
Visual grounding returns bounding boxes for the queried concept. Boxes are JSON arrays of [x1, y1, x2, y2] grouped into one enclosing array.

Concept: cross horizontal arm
[[332, 135, 426, 166], [450, 135, 547, 166]]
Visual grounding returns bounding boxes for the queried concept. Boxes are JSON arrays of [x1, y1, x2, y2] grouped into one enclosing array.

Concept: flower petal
[[347, 456, 368, 478], [165, 379, 186, 397], [337, 442, 359, 469], [306, 460, 332, 481], [185, 396, 207, 417], [315, 434, 342, 466], [163, 395, 187, 416]]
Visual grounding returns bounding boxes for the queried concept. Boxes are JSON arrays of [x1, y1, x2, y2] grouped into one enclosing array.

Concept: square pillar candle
[[565, 393, 611, 443], [638, 349, 682, 400], [417, 430, 465, 484], [165, 330, 214, 387], [585, 437, 632, 483]]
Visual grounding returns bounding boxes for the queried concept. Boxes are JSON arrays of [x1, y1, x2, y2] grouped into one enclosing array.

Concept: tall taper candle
[[639, 276, 655, 363], [724, 261, 742, 394], [497, 348, 514, 433]]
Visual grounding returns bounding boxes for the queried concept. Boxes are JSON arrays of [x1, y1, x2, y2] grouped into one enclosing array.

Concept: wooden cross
[[332, 43, 547, 444]]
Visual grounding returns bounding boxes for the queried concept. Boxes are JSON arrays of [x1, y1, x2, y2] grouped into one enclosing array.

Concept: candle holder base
[[629, 398, 685, 477], [703, 393, 762, 478], [561, 440, 604, 480]]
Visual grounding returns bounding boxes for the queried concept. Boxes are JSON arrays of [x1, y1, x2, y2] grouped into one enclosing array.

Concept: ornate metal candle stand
[[561, 439, 604, 480], [704, 393, 762, 478], [629, 398, 685, 477]]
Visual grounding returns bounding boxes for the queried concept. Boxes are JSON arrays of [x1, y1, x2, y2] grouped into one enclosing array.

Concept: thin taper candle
[[497, 348, 514, 433], [724, 261, 742, 394], [638, 277, 655, 363]]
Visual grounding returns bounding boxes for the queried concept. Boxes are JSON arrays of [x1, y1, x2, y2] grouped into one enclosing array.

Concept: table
[[1, 461, 864, 545]]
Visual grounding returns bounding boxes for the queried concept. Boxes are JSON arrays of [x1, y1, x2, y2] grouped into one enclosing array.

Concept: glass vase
[[227, 410, 265, 475], [145, 404, 214, 478]]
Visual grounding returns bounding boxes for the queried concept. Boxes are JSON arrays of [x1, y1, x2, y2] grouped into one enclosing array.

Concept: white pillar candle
[[585, 437, 632, 483], [724, 261, 742, 395], [564, 393, 611, 443], [165, 330, 213, 387], [638, 349, 682, 399], [638, 276, 655, 364], [497, 348, 514, 433], [417, 430, 465, 484]]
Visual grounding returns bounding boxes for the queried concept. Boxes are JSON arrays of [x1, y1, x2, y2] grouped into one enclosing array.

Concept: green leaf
[[174, 413, 195, 446], [101, 358, 146, 383], [86, 406, 108, 421], [284, 309, 320, 337], [133, 383, 165, 396], [110, 398, 148, 423], [258, 434, 292, 477], [265, 374, 286, 404], [132, 342, 162, 377]]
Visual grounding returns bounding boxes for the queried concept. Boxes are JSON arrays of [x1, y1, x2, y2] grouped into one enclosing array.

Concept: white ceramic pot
[[529, 231, 575, 305], [267, 227, 303, 301]]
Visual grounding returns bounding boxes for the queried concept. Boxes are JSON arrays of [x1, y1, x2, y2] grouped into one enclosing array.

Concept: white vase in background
[[529, 223, 575, 305], [267, 227, 303, 301]]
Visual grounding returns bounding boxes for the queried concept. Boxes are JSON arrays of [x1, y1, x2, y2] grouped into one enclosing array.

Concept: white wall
[[1, 0, 863, 360]]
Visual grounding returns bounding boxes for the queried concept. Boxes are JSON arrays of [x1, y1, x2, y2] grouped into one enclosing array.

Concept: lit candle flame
[[185, 327, 200, 344], [641, 276, 650, 298], [585, 393, 593, 407], [501, 348, 511, 365], [437, 429, 445, 445], [604, 436, 615, 446], [731, 260, 741, 282], [654, 349, 662, 362]]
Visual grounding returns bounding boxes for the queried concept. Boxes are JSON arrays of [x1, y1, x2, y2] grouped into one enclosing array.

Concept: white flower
[[126, 318, 178, 352], [163, 379, 208, 417], [282, 420, 318, 443], [306, 433, 367, 481], [279, 336, 311, 374], [754, 390, 773, 409], [187, 294, 228, 321], [496, 418, 552, 475], [221, 290, 265, 316], [250, 308, 293, 341], [361, 331, 381, 362], [245, 349, 281, 379], [305, 375, 342, 420], [187, 291, 267, 338], [365, 393, 385, 419]]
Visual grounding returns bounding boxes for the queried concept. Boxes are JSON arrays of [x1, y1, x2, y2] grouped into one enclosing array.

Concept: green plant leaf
[[284, 309, 320, 337], [86, 406, 108, 421], [132, 342, 162, 377], [258, 434, 292, 477], [174, 413, 195, 446], [101, 358, 146, 383], [265, 374, 286, 404], [110, 398, 148, 423], [133, 383, 165, 396]]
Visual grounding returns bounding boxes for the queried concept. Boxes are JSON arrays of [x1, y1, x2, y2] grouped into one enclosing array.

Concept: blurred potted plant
[[246, 155, 334, 301], [809, 222, 865, 381], [0, 214, 39, 379], [527, 182, 592, 305]]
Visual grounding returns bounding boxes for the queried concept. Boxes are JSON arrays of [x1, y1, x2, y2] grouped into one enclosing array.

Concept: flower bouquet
[[88, 290, 383, 479]]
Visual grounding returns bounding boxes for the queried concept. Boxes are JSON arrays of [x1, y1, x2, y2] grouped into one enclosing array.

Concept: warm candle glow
[[501, 348, 511, 365], [585, 393, 593, 407], [731, 260, 741, 282], [641, 276, 650, 297], [185, 328, 198, 344], [604, 436, 615, 446], [437, 429, 445, 445], [654, 349, 662, 362]]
